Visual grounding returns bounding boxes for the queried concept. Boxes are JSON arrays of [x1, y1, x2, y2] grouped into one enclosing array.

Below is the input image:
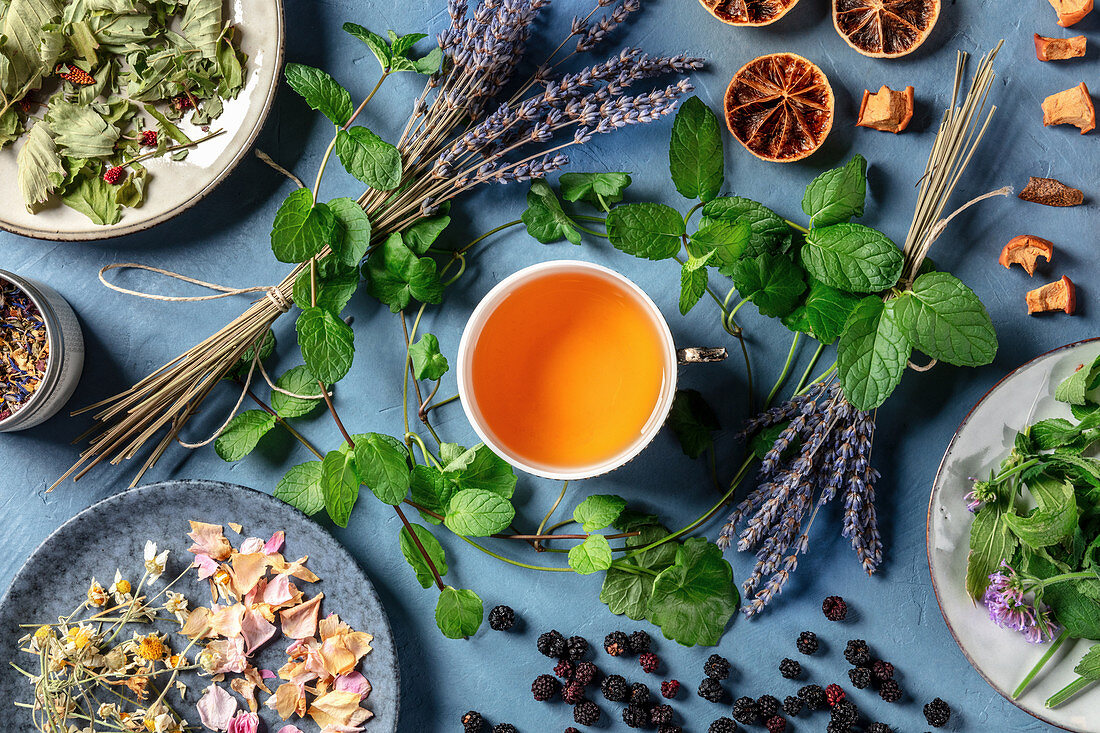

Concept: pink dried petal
[[240, 537, 265, 554], [197, 684, 237, 731], [263, 574, 295, 607], [335, 672, 372, 700], [227, 712, 260, 733], [280, 593, 324, 639], [261, 669, 277, 679], [189, 521, 233, 560], [263, 530, 286, 555], [194, 553, 219, 580], [277, 728, 305, 733], [241, 607, 277, 655]]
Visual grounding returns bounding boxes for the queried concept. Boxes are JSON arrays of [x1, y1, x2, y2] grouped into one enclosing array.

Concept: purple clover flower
[[983, 562, 1060, 643]]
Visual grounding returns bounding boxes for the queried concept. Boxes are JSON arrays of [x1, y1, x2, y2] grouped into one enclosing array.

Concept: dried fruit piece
[[724, 53, 834, 163], [55, 63, 95, 85], [1019, 176, 1084, 207], [1048, 0, 1093, 26], [999, 235, 1054, 276], [1034, 34, 1087, 61], [1026, 276, 1076, 315], [857, 85, 914, 133], [699, 0, 801, 25], [1042, 83, 1096, 133], [833, 0, 940, 58]]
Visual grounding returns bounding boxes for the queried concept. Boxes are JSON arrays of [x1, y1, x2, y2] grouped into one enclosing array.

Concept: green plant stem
[[575, 224, 608, 238], [785, 219, 810, 235], [793, 342, 826, 395], [572, 214, 607, 224], [312, 73, 388, 202], [1014, 630, 1068, 699], [765, 331, 801, 408], [457, 219, 523, 255], [535, 482, 569, 551], [345, 72, 389, 130], [993, 457, 1041, 485], [242, 386, 324, 460], [425, 394, 459, 413], [727, 297, 749, 322], [684, 201, 704, 225], [456, 535, 573, 572], [1034, 571, 1100, 591], [610, 561, 659, 577], [405, 432, 441, 469], [1046, 675, 1096, 708], [798, 361, 837, 395]]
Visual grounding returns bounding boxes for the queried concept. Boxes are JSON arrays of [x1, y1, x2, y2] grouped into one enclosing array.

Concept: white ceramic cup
[[456, 260, 678, 481]]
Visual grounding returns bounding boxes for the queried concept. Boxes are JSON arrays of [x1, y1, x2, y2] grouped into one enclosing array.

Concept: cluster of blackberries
[[461, 711, 519, 733], [841, 638, 905, 705]]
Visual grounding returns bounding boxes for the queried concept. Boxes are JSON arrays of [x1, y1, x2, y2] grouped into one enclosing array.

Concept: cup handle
[[676, 347, 727, 365]]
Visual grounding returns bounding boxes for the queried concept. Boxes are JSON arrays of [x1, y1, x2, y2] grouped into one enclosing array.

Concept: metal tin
[[0, 270, 84, 432]]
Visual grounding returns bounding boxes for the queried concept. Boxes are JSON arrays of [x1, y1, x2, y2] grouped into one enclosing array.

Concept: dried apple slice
[[857, 85, 914, 133], [1042, 82, 1096, 134], [1034, 34, 1087, 61], [999, 235, 1053, 276], [1026, 276, 1076, 315], [1048, 0, 1093, 27]]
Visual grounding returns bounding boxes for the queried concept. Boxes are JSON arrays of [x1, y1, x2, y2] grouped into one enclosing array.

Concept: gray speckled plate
[[928, 338, 1100, 733], [0, 480, 399, 732]]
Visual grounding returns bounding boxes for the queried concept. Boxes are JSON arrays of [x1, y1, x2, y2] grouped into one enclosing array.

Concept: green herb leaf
[[321, 448, 359, 528], [435, 586, 483, 639], [274, 460, 325, 516], [412, 46, 444, 75], [891, 272, 997, 367], [296, 306, 355, 384], [667, 389, 719, 459], [1006, 478, 1077, 549], [403, 209, 451, 255], [700, 196, 791, 257], [781, 279, 862, 345], [443, 444, 517, 498], [270, 188, 337, 263], [444, 488, 515, 537], [1075, 644, 1100, 680], [410, 465, 449, 524], [559, 172, 632, 208], [574, 494, 628, 532], [270, 365, 325, 419], [45, 99, 119, 158], [292, 268, 359, 314], [409, 333, 449, 381], [214, 410, 275, 462], [180, 0, 221, 58], [60, 172, 120, 226], [351, 433, 411, 505], [399, 523, 448, 588], [1056, 354, 1100, 406], [284, 63, 353, 126], [1, 0, 60, 94], [568, 534, 614, 575], [669, 96, 723, 202], [342, 22, 392, 71], [836, 297, 911, 411], [327, 197, 372, 269], [521, 179, 581, 245], [336, 127, 402, 190], [801, 223, 903, 293], [731, 252, 807, 318], [801, 154, 867, 228], [646, 538, 739, 647], [688, 221, 750, 276], [17, 120, 63, 211], [600, 525, 677, 619], [679, 262, 708, 316], [613, 510, 663, 533], [965, 501, 1017, 600], [750, 423, 795, 461], [1023, 552, 1100, 639], [390, 32, 427, 58], [606, 202, 686, 261], [364, 233, 444, 313]]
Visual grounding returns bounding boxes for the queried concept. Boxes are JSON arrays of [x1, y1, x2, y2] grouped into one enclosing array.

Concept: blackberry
[[640, 652, 660, 673], [657, 726, 682, 733], [824, 684, 845, 707], [698, 677, 727, 703], [661, 679, 680, 699], [629, 682, 651, 707], [843, 639, 871, 667], [826, 723, 852, 733], [562, 681, 586, 705], [532, 674, 560, 701], [708, 718, 737, 733], [732, 696, 758, 724], [573, 700, 600, 726], [796, 630, 819, 655], [566, 635, 589, 661], [461, 710, 484, 733], [538, 630, 567, 659], [492, 726, 517, 733], [830, 699, 858, 726], [622, 705, 648, 729], [879, 679, 902, 703], [600, 674, 628, 702], [604, 631, 629, 656], [847, 666, 871, 689], [488, 605, 515, 631], [565, 729, 580, 733], [650, 704, 674, 725], [765, 716, 786, 733], [822, 595, 848, 621], [779, 658, 801, 679], [867, 724, 893, 733], [782, 695, 803, 716], [756, 695, 780, 719], [704, 653, 732, 680], [628, 629, 652, 654], [797, 684, 826, 711], [574, 661, 598, 686], [923, 698, 951, 728], [554, 659, 575, 680], [871, 660, 895, 681]]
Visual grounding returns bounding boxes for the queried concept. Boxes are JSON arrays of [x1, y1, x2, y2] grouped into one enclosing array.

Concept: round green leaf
[[409, 333, 450, 381], [568, 534, 614, 575], [270, 365, 325, 419], [443, 488, 515, 537], [645, 538, 739, 647], [274, 460, 325, 516], [214, 410, 275, 462], [435, 586, 483, 639], [574, 494, 627, 532], [270, 188, 337, 263], [891, 272, 997, 367]]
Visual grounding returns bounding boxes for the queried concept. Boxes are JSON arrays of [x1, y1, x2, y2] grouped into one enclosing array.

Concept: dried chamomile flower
[[110, 570, 133, 601], [87, 578, 109, 608], [145, 540, 169, 583], [165, 591, 190, 623]]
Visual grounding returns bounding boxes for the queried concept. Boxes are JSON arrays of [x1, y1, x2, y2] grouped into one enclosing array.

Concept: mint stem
[[1014, 630, 1067, 699], [1046, 675, 1096, 708]]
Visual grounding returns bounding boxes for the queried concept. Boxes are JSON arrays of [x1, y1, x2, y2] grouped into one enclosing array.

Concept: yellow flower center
[[33, 626, 50, 642], [66, 626, 92, 649], [138, 636, 166, 661], [115, 579, 132, 594]]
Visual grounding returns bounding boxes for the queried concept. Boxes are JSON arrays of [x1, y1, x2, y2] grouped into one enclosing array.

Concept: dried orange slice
[[724, 53, 834, 163], [833, 0, 940, 58], [698, 0, 801, 25]]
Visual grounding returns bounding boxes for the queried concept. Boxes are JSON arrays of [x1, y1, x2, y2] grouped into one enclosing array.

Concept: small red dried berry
[[562, 682, 586, 705], [171, 94, 194, 111], [554, 659, 575, 680], [822, 595, 848, 621], [824, 683, 845, 707], [660, 679, 680, 699], [56, 64, 95, 85], [102, 166, 125, 185], [140, 130, 158, 147], [639, 652, 660, 673], [765, 716, 787, 733]]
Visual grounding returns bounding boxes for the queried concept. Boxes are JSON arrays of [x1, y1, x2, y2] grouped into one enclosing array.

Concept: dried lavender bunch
[[718, 382, 883, 617]]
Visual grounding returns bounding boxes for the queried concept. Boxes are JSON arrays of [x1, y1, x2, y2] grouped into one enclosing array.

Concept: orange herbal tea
[[467, 266, 672, 473]]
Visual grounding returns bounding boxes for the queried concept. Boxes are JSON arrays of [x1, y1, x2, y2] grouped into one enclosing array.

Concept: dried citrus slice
[[698, 0, 801, 25], [833, 0, 940, 58], [724, 53, 834, 163]]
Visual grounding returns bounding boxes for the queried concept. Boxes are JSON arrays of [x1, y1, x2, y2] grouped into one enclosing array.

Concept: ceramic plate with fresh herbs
[[0, 0, 283, 241], [928, 338, 1100, 732]]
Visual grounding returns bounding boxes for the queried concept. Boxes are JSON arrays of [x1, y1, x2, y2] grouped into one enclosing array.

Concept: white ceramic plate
[[928, 338, 1100, 732], [0, 0, 284, 242]]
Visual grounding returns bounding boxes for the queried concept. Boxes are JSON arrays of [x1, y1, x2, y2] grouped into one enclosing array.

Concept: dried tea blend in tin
[[0, 279, 50, 422]]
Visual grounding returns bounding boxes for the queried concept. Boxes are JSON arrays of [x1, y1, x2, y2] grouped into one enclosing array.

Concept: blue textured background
[[0, 0, 1095, 730]]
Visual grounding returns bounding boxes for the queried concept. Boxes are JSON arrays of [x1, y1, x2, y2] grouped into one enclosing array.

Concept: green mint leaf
[[522, 179, 581, 245], [270, 188, 337, 263], [443, 488, 515, 537], [1005, 476, 1077, 549], [606, 202, 685, 261], [1075, 644, 1100, 680], [390, 32, 427, 58], [17, 120, 63, 211], [214, 410, 275, 462], [600, 525, 677, 619], [573, 494, 627, 532], [613, 510, 663, 533], [667, 389, 720, 459], [836, 297, 911, 411], [965, 501, 1016, 600], [435, 586, 483, 639], [44, 99, 119, 159], [891, 272, 997, 367], [443, 444, 517, 498], [679, 263, 708, 316], [409, 333, 449, 381], [439, 442, 470, 468], [274, 460, 325, 515], [342, 22, 392, 70], [568, 534, 614, 575], [700, 196, 792, 257], [645, 537, 739, 646], [1019, 551, 1100, 639], [1029, 417, 1100, 452], [321, 448, 359, 527], [669, 95, 723, 202], [801, 223, 903, 293], [1056, 353, 1100, 406], [292, 268, 359, 314], [296, 306, 355, 384], [399, 523, 448, 589], [336, 127, 402, 190], [412, 46, 444, 75], [731, 252, 807, 318], [781, 279, 862, 345], [364, 233, 444, 313], [353, 432, 411, 505], [180, 0, 222, 58], [687, 221, 750, 276], [750, 423, 794, 461], [410, 464, 449, 524], [559, 172, 632, 208], [328, 197, 372, 270], [271, 364, 325, 419], [801, 154, 867, 228], [60, 172, 121, 226], [403, 207, 452, 255], [284, 62, 353, 126]]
